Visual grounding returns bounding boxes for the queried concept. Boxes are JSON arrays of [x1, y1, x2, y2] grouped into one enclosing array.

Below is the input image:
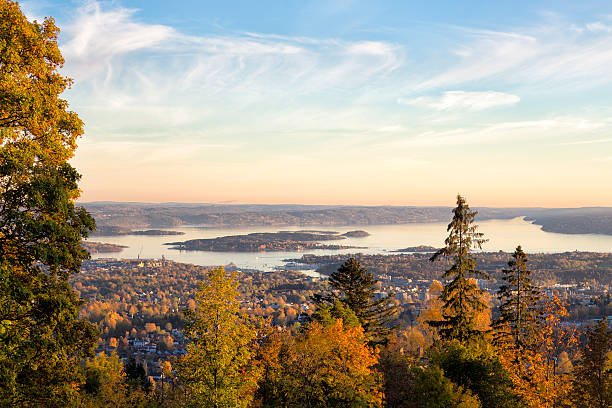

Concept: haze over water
[[87, 217, 612, 272]]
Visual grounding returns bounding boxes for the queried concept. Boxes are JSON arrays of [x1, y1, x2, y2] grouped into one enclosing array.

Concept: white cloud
[[585, 22, 612, 33], [416, 22, 612, 90], [58, 1, 405, 141], [60, 2, 402, 92], [379, 117, 608, 148], [398, 91, 520, 111], [417, 30, 540, 89], [61, 2, 174, 79]]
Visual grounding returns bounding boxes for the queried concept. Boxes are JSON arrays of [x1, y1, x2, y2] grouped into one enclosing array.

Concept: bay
[[86, 217, 612, 273]]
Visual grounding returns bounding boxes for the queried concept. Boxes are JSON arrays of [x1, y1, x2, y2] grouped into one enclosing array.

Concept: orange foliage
[[500, 292, 578, 408]]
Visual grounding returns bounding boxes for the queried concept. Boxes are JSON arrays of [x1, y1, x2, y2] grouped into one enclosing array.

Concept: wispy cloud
[[380, 117, 608, 148], [61, 2, 175, 79], [416, 22, 612, 90], [47, 1, 612, 204], [398, 91, 520, 111], [59, 1, 405, 144], [417, 29, 540, 89], [558, 137, 612, 146]]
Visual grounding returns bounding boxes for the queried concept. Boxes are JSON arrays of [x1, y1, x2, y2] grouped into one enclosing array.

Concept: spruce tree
[[316, 257, 398, 344], [493, 246, 541, 352], [570, 320, 612, 408], [429, 195, 489, 344]]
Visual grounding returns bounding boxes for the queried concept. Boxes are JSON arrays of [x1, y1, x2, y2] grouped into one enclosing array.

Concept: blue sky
[[20, 0, 612, 206]]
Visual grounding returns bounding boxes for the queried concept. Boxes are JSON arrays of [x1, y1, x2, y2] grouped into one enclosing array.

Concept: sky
[[20, 0, 612, 206]]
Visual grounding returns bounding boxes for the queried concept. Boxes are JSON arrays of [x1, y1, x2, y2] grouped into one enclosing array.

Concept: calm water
[[87, 217, 612, 272]]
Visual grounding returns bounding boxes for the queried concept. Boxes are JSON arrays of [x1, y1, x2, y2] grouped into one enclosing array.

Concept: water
[[86, 217, 612, 272]]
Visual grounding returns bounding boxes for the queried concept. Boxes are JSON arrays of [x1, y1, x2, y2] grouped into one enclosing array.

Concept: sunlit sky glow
[[21, 0, 612, 206]]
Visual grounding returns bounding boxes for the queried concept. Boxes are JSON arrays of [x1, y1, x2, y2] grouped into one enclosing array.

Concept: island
[[82, 241, 127, 254], [165, 231, 365, 252], [341, 230, 370, 238], [392, 245, 439, 253]]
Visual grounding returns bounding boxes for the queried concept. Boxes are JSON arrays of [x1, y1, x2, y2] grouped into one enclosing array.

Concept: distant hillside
[[78, 202, 612, 236]]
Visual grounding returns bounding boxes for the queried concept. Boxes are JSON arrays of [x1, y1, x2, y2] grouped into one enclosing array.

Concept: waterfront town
[[75, 253, 611, 381]]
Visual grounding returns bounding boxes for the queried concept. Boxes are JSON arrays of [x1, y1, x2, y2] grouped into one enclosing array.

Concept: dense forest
[[0, 1, 611, 407]]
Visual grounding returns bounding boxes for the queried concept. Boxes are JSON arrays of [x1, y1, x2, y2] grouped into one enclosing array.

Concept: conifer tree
[[493, 246, 541, 352], [315, 257, 398, 344], [429, 195, 489, 344], [570, 320, 612, 408]]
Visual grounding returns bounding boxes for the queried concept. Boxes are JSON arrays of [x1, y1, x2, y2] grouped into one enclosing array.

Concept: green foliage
[[177, 267, 262, 408], [125, 356, 152, 394], [429, 195, 489, 344], [406, 365, 481, 408], [493, 246, 541, 352], [81, 353, 130, 407], [311, 298, 360, 328], [428, 340, 523, 408], [315, 257, 398, 344], [570, 320, 612, 408], [377, 341, 415, 407], [0, 1, 96, 405]]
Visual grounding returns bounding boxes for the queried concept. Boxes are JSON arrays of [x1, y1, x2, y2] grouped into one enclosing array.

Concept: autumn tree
[[417, 280, 445, 345], [0, 1, 96, 406], [493, 246, 541, 352], [177, 267, 262, 408], [570, 320, 612, 408], [501, 293, 577, 408], [429, 195, 489, 344], [315, 257, 398, 344], [79, 352, 147, 407], [258, 319, 383, 407]]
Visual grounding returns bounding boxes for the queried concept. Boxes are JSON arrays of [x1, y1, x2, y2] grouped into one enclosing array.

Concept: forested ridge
[[1, 1, 611, 407]]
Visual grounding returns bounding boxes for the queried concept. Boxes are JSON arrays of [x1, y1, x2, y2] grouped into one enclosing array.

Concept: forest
[[0, 1, 611, 407]]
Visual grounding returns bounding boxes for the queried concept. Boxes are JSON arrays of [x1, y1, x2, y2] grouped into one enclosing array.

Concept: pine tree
[[570, 320, 612, 408], [493, 246, 541, 352], [429, 195, 489, 344], [315, 257, 398, 344]]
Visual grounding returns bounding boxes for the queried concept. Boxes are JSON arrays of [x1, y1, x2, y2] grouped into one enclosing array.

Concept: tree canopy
[[315, 257, 398, 344], [0, 1, 96, 405]]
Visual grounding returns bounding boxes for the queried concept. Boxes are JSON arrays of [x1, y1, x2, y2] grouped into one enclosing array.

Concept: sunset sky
[[21, 0, 612, 206]]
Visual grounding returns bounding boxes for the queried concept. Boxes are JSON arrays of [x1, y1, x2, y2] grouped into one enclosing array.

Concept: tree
[[177, 267, 262, 408], [311, 298, 361, 328], [417, 280, 445, 344], [570, 320, 612, 408], [315, 257, 398, 344], [405, 365, 481, 408], [80, 352, 137, 407], [429, 195, 489, 344], [428, 341, 521, 408], [258, 319, 383, 407], [124, 356, 151, 394], [493, 246, 541, 352], [0, 1, 96, 406], [500, 293, 577, 408]]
